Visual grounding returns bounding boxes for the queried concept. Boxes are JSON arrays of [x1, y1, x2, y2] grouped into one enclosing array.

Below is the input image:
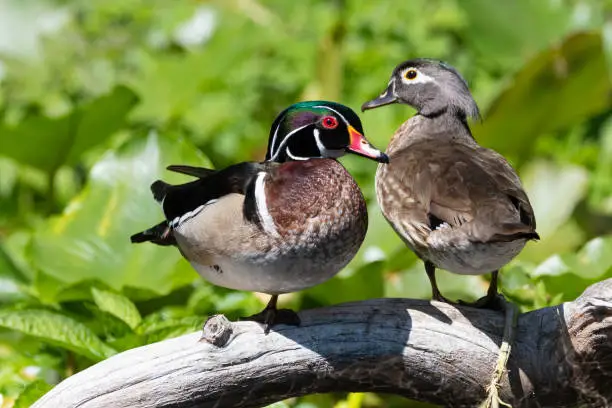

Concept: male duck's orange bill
[[346, 125, 389, 163]]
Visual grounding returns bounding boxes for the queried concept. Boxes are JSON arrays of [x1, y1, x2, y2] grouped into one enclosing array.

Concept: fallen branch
[[33, 279, 612, 408]]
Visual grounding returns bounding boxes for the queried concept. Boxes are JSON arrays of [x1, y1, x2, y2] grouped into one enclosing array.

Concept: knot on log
[[201, 314, 233, 347]]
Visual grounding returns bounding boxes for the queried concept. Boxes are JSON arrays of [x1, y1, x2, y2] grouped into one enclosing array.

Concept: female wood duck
[[361, 59, 539, 308], [131, 101, 388, 332]]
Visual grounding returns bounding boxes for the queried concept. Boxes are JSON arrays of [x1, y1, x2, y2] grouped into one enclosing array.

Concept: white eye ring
[[400, 68, 435, 85], [404, 68, 418, 80]]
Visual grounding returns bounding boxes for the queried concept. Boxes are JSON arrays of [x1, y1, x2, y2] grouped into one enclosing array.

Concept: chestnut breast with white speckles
[[174, 159, 368, 294]]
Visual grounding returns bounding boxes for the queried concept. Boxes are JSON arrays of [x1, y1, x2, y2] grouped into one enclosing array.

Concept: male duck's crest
[[266, 101, 388, 163]]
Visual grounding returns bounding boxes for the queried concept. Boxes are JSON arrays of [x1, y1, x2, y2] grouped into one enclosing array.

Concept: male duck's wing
[[131, 162, 270, 246], [158, 162, 267, 225]]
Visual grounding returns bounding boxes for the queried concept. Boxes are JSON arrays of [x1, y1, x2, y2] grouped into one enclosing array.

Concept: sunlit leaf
[[28, 132, 211, 299], [0, 86, 138, 173], [533, 236, 612, 279], [0, 309, 116, 361], [303, 261, 385, 306], [384, 261, 485, 302], [264, 402, 291, 408], [460, 0, 571, 68], [522, 160, 589, 238], [14, 379, 53, 408], [531, 236, 612, 302], [473, 32, 611, 160], [91, 287, 142, 330], [128, 52, 211, 124], [346, 205, 405, 271]]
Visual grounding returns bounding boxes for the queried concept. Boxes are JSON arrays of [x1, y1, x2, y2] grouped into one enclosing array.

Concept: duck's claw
[[242, 308, 300, 334]]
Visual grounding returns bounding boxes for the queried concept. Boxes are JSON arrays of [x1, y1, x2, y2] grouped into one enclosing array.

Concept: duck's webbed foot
[[458, 270, 504, 310], [241, 295, 300, 334], [458, 292, 505, 310]]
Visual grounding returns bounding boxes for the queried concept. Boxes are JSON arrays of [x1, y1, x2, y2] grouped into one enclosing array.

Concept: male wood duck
[[131, 101, 388, 332], [361, 59, 539, 308]]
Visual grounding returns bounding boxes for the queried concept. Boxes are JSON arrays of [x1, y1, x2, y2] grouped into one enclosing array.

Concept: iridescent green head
[[265, 101, 388, 163]]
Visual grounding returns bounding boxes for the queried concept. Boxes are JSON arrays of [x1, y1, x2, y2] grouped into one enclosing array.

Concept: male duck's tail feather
[[150, 165, 215, 203], [167, 164, 215, 178], [151, 180, 170, 203], [130, 221, 175, 246]]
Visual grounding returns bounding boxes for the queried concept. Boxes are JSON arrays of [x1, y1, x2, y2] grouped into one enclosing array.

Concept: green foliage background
[[0, 0, 611, 407]]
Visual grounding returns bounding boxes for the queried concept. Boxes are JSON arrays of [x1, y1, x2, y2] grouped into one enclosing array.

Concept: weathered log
[[33, 279, 612, 408]]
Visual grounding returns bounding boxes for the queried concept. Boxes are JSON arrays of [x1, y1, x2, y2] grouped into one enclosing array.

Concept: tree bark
[[33, 279, 612, 408]]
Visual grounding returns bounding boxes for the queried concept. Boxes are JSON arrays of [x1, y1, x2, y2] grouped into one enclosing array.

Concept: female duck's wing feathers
[[378, 141, 538, 248]]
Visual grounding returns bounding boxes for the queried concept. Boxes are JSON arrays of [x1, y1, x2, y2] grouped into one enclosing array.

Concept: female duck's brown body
[[363, 59, 538, 306], [376, 114, 536, 275]]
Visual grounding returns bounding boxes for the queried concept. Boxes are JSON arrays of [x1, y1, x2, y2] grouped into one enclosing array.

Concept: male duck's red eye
[[321, 116, 338, 129]]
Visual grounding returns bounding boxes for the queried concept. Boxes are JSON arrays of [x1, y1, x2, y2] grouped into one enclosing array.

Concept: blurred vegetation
[[0, 0, 611, 407]]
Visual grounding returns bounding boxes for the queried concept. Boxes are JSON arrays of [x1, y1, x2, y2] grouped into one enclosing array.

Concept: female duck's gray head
[[265, 101, 388, 163], [361, 59, 480, 120]]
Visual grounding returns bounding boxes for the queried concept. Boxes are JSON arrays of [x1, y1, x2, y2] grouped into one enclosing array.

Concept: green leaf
[[473, 32, 611, 160], [28, 132, 211, 300], [128, 52, 212, 124], [135, 309, 201, 343], [0, 309, 116, 361], [84, 302, 134, 339], [522, 160, 589, 238], [68, 86, 139, 164], [517, 160, 588, 263], [0, 86, 138, 173], [344, 204, 406, 272], [0, 244, 30, 304], [460, 0, 571, 68], [0, 243, 28, 283], [14, 379, 53, 408], [531, 236, 612, 302], [264, 402, 291, 408], [533, 236, 612, 280], [303, 261, 385, 306], [384, 261, 485, 302], [91, 287, 142, 330], [54, 279, 114, 303]]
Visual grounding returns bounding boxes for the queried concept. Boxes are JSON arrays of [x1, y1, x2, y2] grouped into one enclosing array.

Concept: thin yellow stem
[[479, 297, 518, 408]]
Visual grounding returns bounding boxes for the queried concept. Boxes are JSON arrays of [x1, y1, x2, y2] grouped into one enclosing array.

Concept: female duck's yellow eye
[[405, 69, 417, 80]]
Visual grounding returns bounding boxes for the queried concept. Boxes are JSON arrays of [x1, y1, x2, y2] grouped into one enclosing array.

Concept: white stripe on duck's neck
[[254, 172, 280, 237], [286, 147, 311, 161], [269, 124, 310, 161]]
